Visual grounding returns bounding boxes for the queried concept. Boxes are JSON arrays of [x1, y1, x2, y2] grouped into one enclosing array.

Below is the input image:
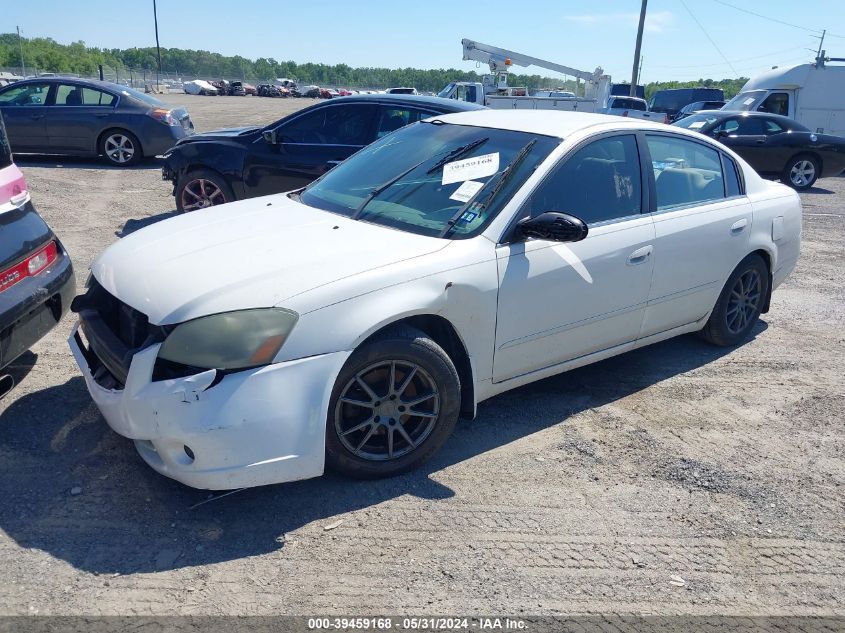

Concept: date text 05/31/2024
[[307, 617, 527, 630]]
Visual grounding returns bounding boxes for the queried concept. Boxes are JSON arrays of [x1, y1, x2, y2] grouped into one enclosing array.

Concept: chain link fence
[[0, 64, 415, 94]]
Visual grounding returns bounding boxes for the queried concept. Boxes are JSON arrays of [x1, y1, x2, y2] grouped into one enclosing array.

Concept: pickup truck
[[600, 96, 668, 123]]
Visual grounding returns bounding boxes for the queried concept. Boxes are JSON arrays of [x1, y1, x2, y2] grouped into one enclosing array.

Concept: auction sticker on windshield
[[449, 180, 485, 203], [442, 152, 500, 185]]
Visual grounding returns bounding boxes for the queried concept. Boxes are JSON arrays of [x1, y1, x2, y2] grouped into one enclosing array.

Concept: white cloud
[[564, 10, 674, 33]]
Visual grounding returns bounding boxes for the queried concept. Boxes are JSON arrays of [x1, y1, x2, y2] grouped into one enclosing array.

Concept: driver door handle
[[30, 114, 44, 120], [627, 245, 653, 265]]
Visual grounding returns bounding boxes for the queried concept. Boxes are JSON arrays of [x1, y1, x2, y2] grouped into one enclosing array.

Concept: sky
[[4, 0, 844, 83]]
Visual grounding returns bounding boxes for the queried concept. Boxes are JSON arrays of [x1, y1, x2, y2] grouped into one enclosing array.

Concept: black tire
[[175, 168, 235, 212], [325, 325, 461, 479], [700, 253, 769, 347], [781, 153, 819, 191], [99, 129, 142, 166]]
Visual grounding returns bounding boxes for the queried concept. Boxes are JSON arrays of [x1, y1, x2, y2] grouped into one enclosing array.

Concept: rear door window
[[375, 107, 434, 139], [647, 135, 726, 210], [55, 84, 116, 106]]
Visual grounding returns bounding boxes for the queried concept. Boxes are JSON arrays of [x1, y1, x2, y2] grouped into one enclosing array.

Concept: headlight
[[158, 308, 298, 371]]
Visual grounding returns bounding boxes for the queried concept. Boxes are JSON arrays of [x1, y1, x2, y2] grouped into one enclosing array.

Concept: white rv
[[722, 60, 845, 137]]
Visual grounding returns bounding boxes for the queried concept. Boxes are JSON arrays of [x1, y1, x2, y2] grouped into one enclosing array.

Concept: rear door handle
[[731, 218, 748, 234], [627, 245, 653, 265], [30, 114, 44, 120]]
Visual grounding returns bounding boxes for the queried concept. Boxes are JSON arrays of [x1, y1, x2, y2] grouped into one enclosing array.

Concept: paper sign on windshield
[[442, 152, 500, 185], [449, 180, 484, 203], [688, 121, 706, 129]]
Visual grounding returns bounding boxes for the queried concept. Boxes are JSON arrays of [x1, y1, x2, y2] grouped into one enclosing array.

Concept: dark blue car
[[0, 77, 194, 166]]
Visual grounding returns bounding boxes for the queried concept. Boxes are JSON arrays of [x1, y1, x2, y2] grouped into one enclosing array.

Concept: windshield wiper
[[352, 137, 490, 220], [425, 137, 489, 174], [438, 139, 537, 238], [352, 157, 430, 219]]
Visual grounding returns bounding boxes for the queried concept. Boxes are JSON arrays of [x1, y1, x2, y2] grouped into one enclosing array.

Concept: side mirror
[[262, 129, 280, 144], [716, 129, 730, 138], [517, 212, 588, 243]]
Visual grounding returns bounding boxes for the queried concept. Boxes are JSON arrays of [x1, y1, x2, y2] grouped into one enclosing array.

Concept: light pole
[[16, 26, 26, 77], [153, 0, 163, 91], [630, 0, 648, 96]]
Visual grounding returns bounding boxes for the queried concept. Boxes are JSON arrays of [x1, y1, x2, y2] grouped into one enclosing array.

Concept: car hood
[[92, 195, 449, 325], [175, 126, 259, 144]]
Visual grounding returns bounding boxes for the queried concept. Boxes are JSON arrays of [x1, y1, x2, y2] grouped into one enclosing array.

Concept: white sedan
[[69, 110, 802, 490]]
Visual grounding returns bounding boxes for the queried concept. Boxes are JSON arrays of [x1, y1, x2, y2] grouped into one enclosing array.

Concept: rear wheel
[[700, 254, 769, 347], [99, 130, 141, 166], [325, 326, 461, 479], [782, 153, 819, 190], [176, 169, 235, 212]]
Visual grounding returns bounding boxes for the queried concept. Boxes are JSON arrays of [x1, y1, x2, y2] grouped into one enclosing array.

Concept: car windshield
[[437, 83, 456, 98], [119, 85, 166, 107], [299, 121, 559, 239], [673, 114, 721, 131], [722, 90, 767, 112]]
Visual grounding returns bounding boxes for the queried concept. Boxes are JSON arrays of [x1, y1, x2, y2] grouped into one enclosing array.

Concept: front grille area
[[72, 279, 166, 389]]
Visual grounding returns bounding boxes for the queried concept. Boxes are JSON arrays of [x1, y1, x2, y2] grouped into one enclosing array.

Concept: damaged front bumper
[[69, 321, 350, 490]]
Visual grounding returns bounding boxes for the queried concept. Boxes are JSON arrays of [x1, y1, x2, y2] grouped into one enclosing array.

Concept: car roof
[[337, 93, 484, 112], [10, 76, 126, 92], [429, 109, 652, 138]]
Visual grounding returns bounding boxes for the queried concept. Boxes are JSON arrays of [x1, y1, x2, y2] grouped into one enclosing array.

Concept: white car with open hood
[[69, 110, 802, 490]]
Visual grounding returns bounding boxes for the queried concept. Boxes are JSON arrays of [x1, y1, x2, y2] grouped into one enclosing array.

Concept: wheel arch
[[750, 248, 774, 313], [359, 314, 477, 420]]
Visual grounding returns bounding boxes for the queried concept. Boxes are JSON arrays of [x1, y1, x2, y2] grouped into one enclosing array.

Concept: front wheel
[[100, 130, 141, 166], [325, 326, 461, 479], [700, 254, 769, 347], [782, 153, 819, 190], [175, 169, 235, 212]]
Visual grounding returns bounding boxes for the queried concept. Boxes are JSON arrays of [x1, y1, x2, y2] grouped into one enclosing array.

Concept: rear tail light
[[149, 108, 178, 126], [622, 110, 629, 117], [0, 241, 58, 294], [663, 114, 670, 124]]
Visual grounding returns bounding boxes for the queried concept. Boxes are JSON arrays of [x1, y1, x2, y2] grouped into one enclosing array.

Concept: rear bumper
[[69, 321, 351, 490], [0, 249, 75, 370], [141, 124, 194, 158]]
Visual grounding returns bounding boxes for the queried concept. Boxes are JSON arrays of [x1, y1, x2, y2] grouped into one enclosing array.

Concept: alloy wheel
[[181, 179, 227, 211], [726, 268, 761, 334], [104, 134, 135, 164], [789, 160, 816, 188], [334, 360, 440, 461]]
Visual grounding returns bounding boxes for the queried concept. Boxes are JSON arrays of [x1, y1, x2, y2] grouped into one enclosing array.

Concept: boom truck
[[437, 38, 612, 111]]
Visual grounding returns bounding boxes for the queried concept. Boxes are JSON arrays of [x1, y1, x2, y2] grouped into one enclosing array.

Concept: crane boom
[[461, 38, 604, 83]]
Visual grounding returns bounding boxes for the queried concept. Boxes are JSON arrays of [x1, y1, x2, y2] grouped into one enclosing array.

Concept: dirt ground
[[0, 94, 842, 617]]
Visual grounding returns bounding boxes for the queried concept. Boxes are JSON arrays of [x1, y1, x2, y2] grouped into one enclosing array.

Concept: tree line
[[0, 34, 750, 97]]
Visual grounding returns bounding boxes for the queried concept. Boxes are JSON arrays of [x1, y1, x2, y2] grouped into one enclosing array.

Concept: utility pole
[[16, 26, 26, 77], [630, 0, 648, 96], [153, 0, 163, 92], [815, 29, 826, 66]]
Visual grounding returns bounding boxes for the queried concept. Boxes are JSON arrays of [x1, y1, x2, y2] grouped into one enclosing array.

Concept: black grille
[[71, 279, 165, 388]]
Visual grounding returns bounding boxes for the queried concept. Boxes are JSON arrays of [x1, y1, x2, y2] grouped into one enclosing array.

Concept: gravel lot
[[0, 94, 842, 617]]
